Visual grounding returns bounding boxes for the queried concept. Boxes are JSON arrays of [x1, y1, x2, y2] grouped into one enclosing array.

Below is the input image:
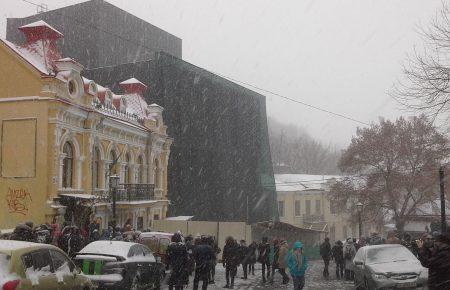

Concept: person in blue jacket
[[286, 241, 308, 290]]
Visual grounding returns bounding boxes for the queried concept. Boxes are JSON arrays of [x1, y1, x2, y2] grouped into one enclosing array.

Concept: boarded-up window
[[1, 119, 36, 177]]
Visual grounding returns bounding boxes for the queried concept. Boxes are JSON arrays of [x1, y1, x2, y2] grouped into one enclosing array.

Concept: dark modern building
[[7, 0, 277, 223]]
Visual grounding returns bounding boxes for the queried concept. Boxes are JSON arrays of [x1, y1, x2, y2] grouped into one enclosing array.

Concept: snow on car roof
[[0, 240, 50, 251], [79, 241, 136, 258]]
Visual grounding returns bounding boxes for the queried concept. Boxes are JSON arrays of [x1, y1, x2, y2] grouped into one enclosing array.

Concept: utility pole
[[439, 166, 447, 234]]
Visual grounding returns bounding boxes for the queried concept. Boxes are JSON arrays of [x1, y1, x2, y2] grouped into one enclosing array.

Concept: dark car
[[353, 244, 428, 290], [74, 241, 164, 290]]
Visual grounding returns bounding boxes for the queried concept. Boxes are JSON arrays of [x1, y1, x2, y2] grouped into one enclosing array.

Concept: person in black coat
[[166, 233, 189, 290], [238, 240, 249, 279], [247, 241, 257, 276], [258, 237, 271, 283], [320, 237, 332, 278], [223, 237, 240, 289], [9, 223, 34, 242], [417, 234, 450, 290], [193, 236, 214, 290], [331, 240, 344, 279]]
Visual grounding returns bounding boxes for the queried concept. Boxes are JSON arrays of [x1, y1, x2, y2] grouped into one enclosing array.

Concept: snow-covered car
[[74, 241, 163, 290], [0, 240, 93, 290], [353, 244, 428, 290]]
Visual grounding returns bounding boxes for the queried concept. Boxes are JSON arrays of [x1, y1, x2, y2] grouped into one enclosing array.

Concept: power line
[[19, 0, 371, 126]]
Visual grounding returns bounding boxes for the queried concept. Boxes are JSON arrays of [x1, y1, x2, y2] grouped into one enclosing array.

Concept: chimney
[[119, 78, 148, 97], [18, 20, 64, 68]]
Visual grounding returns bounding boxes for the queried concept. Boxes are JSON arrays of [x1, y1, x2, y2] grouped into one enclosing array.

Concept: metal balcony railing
[[302, 214, 325, 223], [116, 184, 155, 202]]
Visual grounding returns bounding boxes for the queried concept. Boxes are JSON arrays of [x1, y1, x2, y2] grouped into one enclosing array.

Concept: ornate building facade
[[0, 21, 172, 231]]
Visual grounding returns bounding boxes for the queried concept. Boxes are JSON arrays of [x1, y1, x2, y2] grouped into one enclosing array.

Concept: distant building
[[0, 21, 172, 231], [7, 0, 182, 69], [6, 0, 277, 223], [275, 174, 380, 241]]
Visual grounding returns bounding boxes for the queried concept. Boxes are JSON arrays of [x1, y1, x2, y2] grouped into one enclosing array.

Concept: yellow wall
[[0, 100, 51, 229], [0, 43, 43, 98]]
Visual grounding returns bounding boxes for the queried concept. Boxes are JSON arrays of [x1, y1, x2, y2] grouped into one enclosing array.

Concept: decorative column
[[76, 156, 84, 189], [58, 153, 66, 189]]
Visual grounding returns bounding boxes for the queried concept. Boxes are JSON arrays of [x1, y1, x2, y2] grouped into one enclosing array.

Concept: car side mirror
[[354, 261, 363, 266], [156, 256, 161, 263]]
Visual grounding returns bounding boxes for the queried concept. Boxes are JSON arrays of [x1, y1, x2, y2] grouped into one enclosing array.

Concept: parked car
[[0, 240, 93, 290], [353, 244, 428, 290], [137, 232, 174, 266], [74, 240, 163, 289]]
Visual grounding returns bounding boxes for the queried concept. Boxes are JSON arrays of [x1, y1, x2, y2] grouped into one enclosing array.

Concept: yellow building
[[276, 174, 361, 242], [0, 21, 172, 231]]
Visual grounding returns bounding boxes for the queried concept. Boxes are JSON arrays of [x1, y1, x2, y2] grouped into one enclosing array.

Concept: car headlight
[[372, 273, 387, 280]]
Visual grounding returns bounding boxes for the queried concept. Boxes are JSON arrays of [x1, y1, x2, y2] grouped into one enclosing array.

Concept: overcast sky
[[0, 0, 444, 146]]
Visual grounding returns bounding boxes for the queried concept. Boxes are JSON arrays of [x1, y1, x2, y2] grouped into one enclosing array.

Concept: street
[[162, 260, 354, 290]]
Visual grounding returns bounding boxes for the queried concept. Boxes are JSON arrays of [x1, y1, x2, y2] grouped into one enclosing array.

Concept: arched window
[[124, 153, 131, 184], [62, 142, 74, 188], [136, 156, 143, 184], [92, 147, 100, 189]]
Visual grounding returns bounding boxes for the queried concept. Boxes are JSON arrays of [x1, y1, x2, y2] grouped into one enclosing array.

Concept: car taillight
[[3, 280, 20, 290]]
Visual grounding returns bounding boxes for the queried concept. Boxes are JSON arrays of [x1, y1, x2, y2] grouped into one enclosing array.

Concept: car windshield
[[366, 246, 416, 265]]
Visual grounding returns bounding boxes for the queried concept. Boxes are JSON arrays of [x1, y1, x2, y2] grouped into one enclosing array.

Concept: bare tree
[[268, 117, 341, 174], [330, 116, 450, 231], [393, 3, 450, 122]]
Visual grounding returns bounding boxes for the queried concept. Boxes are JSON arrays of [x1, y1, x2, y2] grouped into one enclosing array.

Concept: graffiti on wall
[[6, 187, 32, 215]]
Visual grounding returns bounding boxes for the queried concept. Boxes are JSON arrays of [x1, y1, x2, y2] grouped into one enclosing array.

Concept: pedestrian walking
[[320, 237, 332, 278], [331, 240, 344, 279], [166, 233, 189, 290], [269, 239, 280, 283], [258, 237, 271, 283], [277, 240, 290, 284], [417, 233, 450, 289], [185, 235, 196, 276], [286, 241, 308, 290], [238, 240, 249, 279], [223, 236, 240, 289], [248, 241, 257, 275], [193, 236, 214, 290], [343, 238, 356, 281], [207, 236, 221, 284]]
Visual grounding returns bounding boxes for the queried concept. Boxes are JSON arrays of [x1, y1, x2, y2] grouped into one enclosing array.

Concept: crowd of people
[[166, 235, 308, 290], [3, 219, 142, 258], [319, 230, 450, 289]]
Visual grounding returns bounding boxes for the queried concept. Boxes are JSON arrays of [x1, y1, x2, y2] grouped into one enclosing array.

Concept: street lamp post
[[110, 175, 120, 237], [356, 202, 363, 238], [439, 166, 447, 234]]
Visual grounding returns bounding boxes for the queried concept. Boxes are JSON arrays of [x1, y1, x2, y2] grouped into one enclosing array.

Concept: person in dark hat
[[417, 234, 450, 289]]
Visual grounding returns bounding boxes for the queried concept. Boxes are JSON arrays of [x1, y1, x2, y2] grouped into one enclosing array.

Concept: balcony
[[302, 214, 325, 223], [116, 184, 155, 202]]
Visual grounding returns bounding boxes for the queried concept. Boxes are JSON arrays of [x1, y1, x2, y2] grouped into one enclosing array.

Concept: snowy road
[[161, 260, 354, 290]]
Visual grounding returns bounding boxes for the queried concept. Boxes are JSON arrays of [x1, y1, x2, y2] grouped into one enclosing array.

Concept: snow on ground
[[161, 260, 354, 290]]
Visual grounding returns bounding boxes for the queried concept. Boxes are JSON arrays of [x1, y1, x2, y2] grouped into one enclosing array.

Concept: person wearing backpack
[[343, 238, 356, 280], [320, 237, 332, 278]]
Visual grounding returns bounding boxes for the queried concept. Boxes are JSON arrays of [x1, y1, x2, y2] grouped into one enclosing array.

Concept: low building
[[0, 21, 172, 231], [276, 174, 360, 242]]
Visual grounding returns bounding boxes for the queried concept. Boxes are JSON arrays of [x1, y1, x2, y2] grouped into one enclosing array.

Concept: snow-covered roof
[[19, 20, 62, 35], [166, 216, 194, 221], [79, 241, 135, 258], [275, 174, 343, 192], [0, 39, 49, 74], [123, 93, 150, 118], [119, 78, 147, 87]]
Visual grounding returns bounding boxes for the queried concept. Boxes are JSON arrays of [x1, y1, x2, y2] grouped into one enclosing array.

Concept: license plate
[[396, 282, 417, 288]]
